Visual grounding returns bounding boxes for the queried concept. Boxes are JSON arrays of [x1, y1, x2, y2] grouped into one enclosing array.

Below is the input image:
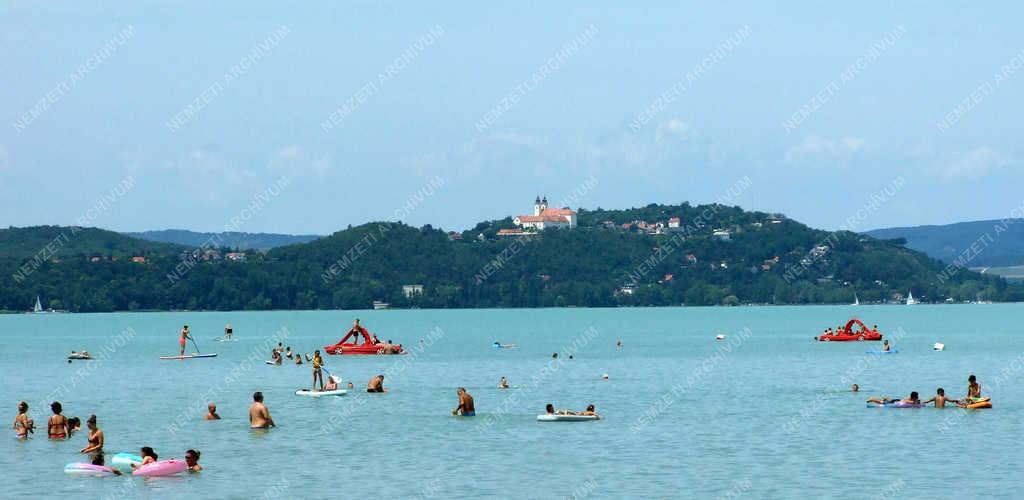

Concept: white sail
[[852, 293, 859, 306], [906, 290, 918, 305], [33, 296, 43, 313]]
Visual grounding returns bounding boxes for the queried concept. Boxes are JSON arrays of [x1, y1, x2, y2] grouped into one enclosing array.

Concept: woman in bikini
[[48, 401, 69, 439], [12, 401, 34, 438], [80, 415, 104, 454]]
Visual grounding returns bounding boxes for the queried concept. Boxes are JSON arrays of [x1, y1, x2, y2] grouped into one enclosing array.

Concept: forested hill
[[0, 226, 182, 259], [866, 219, 1024, 267], [125, 229, 322, 250], [1, 204, 1020, 312]]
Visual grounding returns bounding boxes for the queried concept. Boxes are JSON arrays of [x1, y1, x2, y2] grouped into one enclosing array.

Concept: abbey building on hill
[[512, 196, 577, 230]]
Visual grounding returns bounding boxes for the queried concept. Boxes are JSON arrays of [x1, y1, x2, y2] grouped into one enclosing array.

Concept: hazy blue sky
[[2, 2, 1022, 234]]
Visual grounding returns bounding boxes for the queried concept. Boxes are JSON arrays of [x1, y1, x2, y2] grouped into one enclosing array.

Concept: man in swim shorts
[[453, 387, 475, 416], [249, 392, 275, 429], [367, 374, 386, 393], [180, 325, 191, 356]]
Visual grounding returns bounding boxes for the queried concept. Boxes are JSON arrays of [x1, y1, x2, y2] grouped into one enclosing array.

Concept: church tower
[[534, 195, 542, 216]]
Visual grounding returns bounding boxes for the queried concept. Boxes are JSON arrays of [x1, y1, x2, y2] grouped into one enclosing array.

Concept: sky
[[1, 2, 1022, 235]]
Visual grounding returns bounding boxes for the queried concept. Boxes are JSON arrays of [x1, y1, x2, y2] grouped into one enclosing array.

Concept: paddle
[[189, 335, 201, 354]]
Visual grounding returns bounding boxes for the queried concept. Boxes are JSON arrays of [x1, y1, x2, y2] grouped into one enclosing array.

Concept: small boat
[[492, 342, 519, 349], [906, 290, 918, 305], [32, 296, 46, 314], [372, 300, 389, 310], [68, 351, 94, 360], [933, 342, 945, 351], [852, 293, 859, 306], [715, 334, 726, 341], [324, 325, 404, 355]]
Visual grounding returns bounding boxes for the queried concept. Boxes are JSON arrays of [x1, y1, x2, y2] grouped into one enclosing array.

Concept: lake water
[[2, 305, 1022, 499]]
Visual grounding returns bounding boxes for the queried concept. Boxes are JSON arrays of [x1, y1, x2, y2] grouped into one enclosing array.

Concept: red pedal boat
[[815, 318, 882, 342], [324, 324, 405, 355]]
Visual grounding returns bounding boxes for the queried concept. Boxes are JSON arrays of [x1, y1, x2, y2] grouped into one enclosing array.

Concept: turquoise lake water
[[2, 305, 1023, 499]]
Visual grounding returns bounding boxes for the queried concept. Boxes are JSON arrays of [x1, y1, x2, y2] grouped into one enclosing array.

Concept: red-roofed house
[[513, 196, 577, 230]]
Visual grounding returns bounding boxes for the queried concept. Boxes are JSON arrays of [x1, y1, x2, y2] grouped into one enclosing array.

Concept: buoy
[[933, 343, 945, 351], [715, 334, 726, 341]]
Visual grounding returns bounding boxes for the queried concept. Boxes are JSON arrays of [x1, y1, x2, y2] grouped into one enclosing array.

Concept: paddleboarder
[[312, 350, 325, 391], [180, 325, 192, 356], [224, 323, 233, 340]]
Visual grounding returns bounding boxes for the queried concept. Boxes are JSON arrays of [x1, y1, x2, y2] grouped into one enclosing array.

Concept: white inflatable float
[[537, 414, 601, 422]]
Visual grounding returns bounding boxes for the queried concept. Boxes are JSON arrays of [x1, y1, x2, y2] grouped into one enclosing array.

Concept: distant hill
[[0, 225, 183, 259], [865, 219, 1024, 267], [125, 229, 321, 250], [1, 203, 1019, 312]]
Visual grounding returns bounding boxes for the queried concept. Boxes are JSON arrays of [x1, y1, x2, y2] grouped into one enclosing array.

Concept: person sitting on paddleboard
[[312, 350, 324, 391], [453, 387, 475, 416], [324, 375, 339, 391], [498, 376, 509, 389], [180, 325, 191, 356], [185, 449, 202, 472], [922, 388, 952, 408]]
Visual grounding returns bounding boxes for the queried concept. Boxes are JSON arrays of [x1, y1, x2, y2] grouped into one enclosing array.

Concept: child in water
[[132, 447, 158, 470], [922, 388, 951, 408]]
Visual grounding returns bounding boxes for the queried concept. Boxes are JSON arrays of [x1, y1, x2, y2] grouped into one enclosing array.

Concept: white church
[[512, 196, 578, 230]]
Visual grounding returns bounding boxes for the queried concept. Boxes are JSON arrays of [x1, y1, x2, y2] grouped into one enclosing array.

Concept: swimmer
[[866, 391, 920, 405], [132, 447, 157, 469], [12, 401, 34, 438], [367, 375, 387, 393], [285, 347, 293, 359], [545, 403, 556, 415], [498, 376, 510, 389], [347, 382, 354, 389], [185, 449, 202, 472], [882, 339, 891, 352], [552, 352, 558, 359], [295, 354, 303, 365], [67, 416, 81, 434], [616, 339, 623, 348], [452, 387, 475, 416], [204, 403, 221, 420], [851, 384, 859, 392], [249, 392, 275, 429], [48, 401, 69, 439], [922, 388, 952, 408], [80, 415, 103, 454]]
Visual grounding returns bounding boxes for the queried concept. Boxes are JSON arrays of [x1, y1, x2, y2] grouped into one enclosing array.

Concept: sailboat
[[32, 296, 45, 313], [852, 293, 859, 306], [905, 290, 918, 305]]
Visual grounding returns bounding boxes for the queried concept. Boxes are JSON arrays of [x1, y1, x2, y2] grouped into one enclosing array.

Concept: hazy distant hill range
[[126, 229, 322, 250], [866, 219, 1024, 269]]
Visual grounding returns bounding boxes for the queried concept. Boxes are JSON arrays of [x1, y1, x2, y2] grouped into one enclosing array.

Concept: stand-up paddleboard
[[111, 452, 142, 470], [537, 414, 602, 422], [159, 353, 218, 360], [213, 337, 238, 342], [64, 463, 118, 476], [132, 459, 187, 477], [295, 388, 348, 397]]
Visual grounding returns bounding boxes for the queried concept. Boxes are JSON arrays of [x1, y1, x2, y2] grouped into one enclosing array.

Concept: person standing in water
[[179, 325, 192, 356], [452, 387, 475, 416], [204, 403, 221, 420], [923, 388, 951, 408], [367, 375, 387, 393], [312, 350, 325, 391], [80, 415, 103, 454], [249, 392, 275, 429], [48, 401, 69, 439], [12, 401, 34, 438]]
